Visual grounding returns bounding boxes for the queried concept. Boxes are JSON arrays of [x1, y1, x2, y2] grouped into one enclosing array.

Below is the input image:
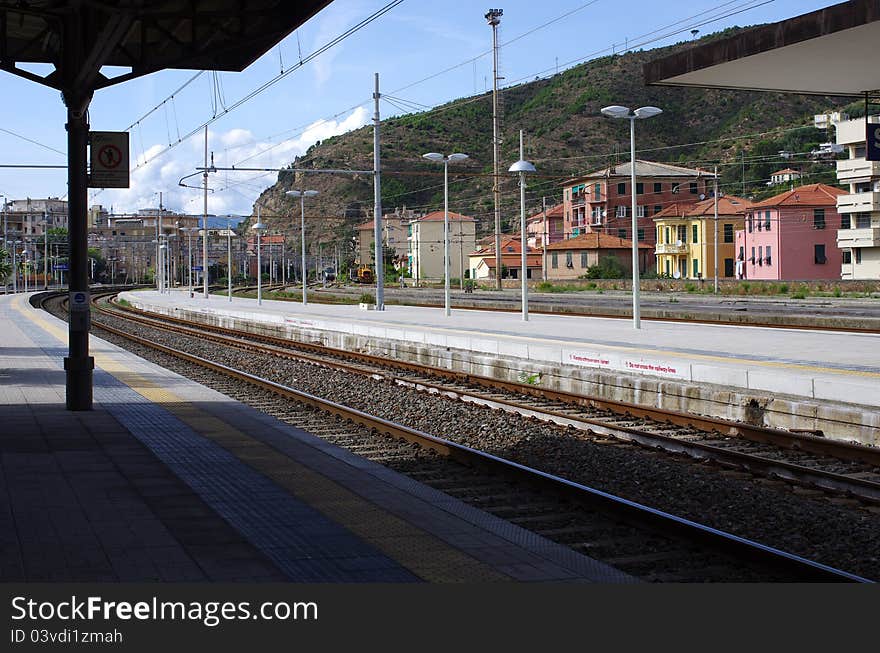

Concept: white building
[[835, 116, 880, 280], [769, 168, 801, 185], [4, 197, 68, 237], [407, 211, 476, 282]]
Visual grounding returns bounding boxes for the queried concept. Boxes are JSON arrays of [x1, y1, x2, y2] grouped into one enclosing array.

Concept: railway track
[[100, 294, 880, 508], [31, 290, 876, 581], [38, 291, 872, 582]]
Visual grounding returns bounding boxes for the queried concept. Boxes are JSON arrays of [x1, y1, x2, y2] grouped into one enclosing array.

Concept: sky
[[0, 0, 842, 218]]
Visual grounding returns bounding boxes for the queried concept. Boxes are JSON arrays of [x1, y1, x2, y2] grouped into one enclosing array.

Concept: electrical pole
[[541, 196, 548, 282], [487, 8, 504, 290], [713, 165, 719, 294], [373, 72, 385, 310], [203, 126, 209, 298]]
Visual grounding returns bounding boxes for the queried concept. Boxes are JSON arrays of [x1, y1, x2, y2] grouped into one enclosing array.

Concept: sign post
[[88, 131, 130, 188]]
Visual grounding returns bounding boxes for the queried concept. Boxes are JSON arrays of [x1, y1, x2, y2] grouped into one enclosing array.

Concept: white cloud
[[93, 106, 370, 216]]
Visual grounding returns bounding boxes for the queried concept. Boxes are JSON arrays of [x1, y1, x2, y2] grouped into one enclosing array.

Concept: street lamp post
[[509, 130, 536, 321], [253, 220, 266, 305], [227, 218, 233, 302], [181, 227, 194, 297], [600, 104, 663, 330], [286, 190, 319, 306], [422, 152, 469, 316]]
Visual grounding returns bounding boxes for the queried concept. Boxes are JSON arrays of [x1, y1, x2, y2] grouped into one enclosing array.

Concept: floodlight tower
[[486, 8, 503, 290]]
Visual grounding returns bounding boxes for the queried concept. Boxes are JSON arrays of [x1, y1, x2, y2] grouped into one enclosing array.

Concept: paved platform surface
[[0, 293, 631, 583], [123, 289, 880, 409]]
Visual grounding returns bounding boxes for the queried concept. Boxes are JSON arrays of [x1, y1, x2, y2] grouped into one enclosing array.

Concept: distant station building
[[4, 197, 68, 237]]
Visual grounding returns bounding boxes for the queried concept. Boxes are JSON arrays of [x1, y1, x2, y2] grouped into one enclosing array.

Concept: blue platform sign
[[192, 265, 204, 271], [867, 123, 880, 162], [53, 264, 68, 270]]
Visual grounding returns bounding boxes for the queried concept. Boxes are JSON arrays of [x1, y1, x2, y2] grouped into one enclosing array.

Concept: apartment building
[[407, 211, 476, 282], [355, 208, 414, 268], [653, 195, 749, 280], [834, 115, 880, 279], [468, 236, 542, 281], [734, 183, 845, 280], [525, 203, 565, 249], [4, 197, 68, 237], [561, 160, 715, 245], [543, 233, 652, 280]]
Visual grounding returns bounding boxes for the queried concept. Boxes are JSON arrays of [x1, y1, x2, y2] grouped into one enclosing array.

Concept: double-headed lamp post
[[422, 152, 469, 316], [252, 221, 266, 305], [286, 190, 319, 306], [600, 104, 663, 330], [509, 131, 537, 322]]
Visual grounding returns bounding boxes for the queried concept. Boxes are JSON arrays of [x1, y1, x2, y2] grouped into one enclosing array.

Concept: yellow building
[[653, 195, 750, 280]]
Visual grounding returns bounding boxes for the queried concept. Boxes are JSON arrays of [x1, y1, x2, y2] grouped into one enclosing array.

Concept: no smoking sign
[[89, 131, 130, 188]]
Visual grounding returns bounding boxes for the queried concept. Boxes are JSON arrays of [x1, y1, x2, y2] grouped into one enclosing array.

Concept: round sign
[[97, 144, 123, 169]]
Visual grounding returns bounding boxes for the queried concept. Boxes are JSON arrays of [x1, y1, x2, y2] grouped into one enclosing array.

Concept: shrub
[[791, 290, 807, 299], [359, 292, 376, 304], [684, 282, 696, 293], [778, 283, 788, 294]]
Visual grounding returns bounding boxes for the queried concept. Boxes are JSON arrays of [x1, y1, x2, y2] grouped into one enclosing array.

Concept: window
[[665, 227, 671, 244], [580, 251, 588, 268], [814, 244, 826, 264], [636, 205, 646, 218], [750, 246, 756, 264], [654, 205, 662, 215], [840, 214, 850, 230], [813, 208, 826, 230], [855, 248, 862, 264], [636, 182, 644, 195], [692, 224, 698, 243], [854, 144, 867, 158], [765, 246, 772, 266], [617, 182, 626, 195], [653, 182, 662, 194], [551, 252, 558, 269], [747, 213, 753, 233], [616, 205, 628, 218], [843, 250, 852, 264], [618, 228, 627, 239], [637, 228, 645, 241], [724, 258, 734, 277], [723, 224, 734, 243], [693, 259, 699, 278], [738, 246, 744, 261], [565, 251, 573, 268], [565, 189, 570, 200], [677, 225, 687, 243], [689, 182, 698, 194], [856, 213, 872, 229], [757, 216, 762, 231], [764, 210, 771, 231], [594, 183, 601, 200], [758, 246, 763, 266]]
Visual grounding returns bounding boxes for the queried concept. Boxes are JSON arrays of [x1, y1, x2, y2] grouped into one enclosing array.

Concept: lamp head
[[601, 105, 632, 119], [634, 106, 663, 119], [303, 190, 319, 197], [285, 190, 302, 198], [252, 222, 266, 231], [509, 160, 536, 174], [422, 152, 444, 162], [447, 153, 469, 163]]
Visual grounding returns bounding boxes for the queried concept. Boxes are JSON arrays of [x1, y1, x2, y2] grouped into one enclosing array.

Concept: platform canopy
[[643, 0, 880, 97], [0, 0, 333, 92]]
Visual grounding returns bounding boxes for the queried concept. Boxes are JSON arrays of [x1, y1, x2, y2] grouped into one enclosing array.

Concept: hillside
[[248, 26, 854, 261]]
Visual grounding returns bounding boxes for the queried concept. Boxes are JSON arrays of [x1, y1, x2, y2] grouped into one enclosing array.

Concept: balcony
[[836, 158, 880, 183], [837, 227, 880, 248], [570, 197, 585, 208], [837, 191, 880, 214], [655, 243, 688, 255]]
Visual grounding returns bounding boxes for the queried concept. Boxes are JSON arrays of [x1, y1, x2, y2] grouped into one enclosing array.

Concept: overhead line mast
[[486, 8, 504, 291]]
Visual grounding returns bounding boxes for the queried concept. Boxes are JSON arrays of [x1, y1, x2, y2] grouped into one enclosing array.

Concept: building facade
[[653, 195, 749, 280], [407, 211, 476, 282], [356, 208, 413, 269], [735, 184, 846, 280], [543, 233, 652, 280], [468, 236, 542, 281], [4, 197, 68, 238], [561, 160, 715, 245], [834, 115, 880, 279]]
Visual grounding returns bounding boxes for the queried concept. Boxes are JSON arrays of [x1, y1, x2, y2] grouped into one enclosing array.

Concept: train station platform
[[0, 292, 631, 583], [121, 289, 880, 445]]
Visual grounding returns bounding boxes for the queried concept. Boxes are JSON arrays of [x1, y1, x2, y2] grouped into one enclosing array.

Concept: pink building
[[525, 203, 564, 249], [734, 183, 846, 280]]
